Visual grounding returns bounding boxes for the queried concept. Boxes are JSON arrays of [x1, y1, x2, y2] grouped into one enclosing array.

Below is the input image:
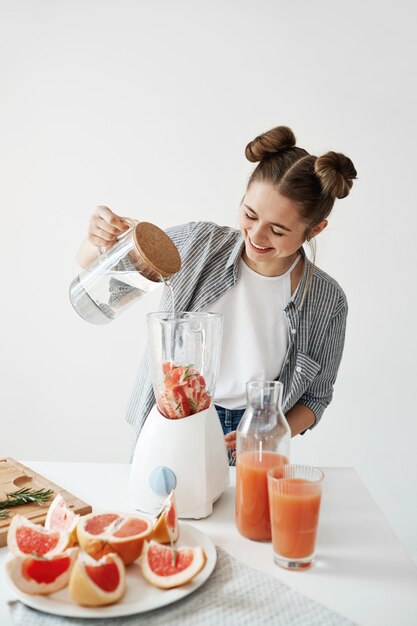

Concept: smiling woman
[[75, 125, 357, 463]]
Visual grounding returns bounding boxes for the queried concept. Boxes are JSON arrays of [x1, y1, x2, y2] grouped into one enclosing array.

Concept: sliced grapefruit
[[77, 512, 152, 565], [69, 552, 126, 607], [7, 515, 70, 558], [159, 362, 211, 418], [45, 494, 80, 545], [6, 547, 78, 595], [152, 491, 179, 544], [141, 540, 206, 589]]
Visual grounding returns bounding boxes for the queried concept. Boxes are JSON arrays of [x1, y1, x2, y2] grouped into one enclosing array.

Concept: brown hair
[[245, 126, 357, 236]]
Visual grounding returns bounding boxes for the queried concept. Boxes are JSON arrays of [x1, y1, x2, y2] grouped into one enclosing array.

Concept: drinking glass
[[267, 464, 324, 570]]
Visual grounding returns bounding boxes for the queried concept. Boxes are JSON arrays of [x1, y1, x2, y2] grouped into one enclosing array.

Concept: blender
[[128, 311, 229, 519]]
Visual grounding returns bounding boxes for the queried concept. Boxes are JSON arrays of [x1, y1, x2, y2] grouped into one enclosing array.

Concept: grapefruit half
[[141, 540, 206, 589], [77, 512, 152, 565]]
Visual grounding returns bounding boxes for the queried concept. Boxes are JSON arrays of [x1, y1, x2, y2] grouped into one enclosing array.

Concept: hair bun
[[314, 151, 357, 199], [245, 126, 296, 163]]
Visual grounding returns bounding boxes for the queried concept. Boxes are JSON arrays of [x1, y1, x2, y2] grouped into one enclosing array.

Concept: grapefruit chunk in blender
[[158, 362, 211, 418]]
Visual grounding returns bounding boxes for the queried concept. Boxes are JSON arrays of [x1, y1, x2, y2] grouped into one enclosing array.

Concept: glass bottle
[[235, 380, 290, 541]]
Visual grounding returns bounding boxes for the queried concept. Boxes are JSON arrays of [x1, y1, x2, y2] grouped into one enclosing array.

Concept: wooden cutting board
[[0, 458, 92, 548]]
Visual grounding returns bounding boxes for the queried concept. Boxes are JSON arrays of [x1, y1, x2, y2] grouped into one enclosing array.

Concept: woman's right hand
[[76, 206, 136, 268], [87, 205, 131, 251]]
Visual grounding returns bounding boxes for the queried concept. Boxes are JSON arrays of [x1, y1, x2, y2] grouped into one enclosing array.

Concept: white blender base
[[128, 404, 229, 519]]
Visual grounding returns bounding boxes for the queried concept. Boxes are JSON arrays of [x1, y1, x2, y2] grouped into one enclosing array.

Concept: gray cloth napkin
[[8, 547, 356, 626]]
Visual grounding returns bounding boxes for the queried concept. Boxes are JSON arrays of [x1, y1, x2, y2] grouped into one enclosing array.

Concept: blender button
[[149, 466, 177, 497], [295, 366, 302, 373]]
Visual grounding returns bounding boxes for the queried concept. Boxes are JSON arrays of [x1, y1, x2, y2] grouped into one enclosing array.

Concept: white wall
[[1, 0, 416, 564]]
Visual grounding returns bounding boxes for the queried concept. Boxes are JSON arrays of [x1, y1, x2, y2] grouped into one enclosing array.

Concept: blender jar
[[69, 221, 181, 324], [147, 311, 223, 419]]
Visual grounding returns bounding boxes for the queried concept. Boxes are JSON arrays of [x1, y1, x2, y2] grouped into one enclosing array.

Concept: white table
[[1, 463, 417, 626]]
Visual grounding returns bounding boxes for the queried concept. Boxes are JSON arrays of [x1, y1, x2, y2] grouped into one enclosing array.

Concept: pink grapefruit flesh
[[112, 518, 149, 538], [22, 556, 71, 584], [16, 527, 60, 556], [85, 562, 120, 592], [85, 514, 120, 535]]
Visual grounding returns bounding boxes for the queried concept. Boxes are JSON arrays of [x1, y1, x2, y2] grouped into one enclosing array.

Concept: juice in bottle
[[236, 451, 288, 540]]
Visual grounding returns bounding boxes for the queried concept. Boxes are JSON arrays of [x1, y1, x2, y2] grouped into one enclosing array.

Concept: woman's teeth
[[250, 238, 271, 250]]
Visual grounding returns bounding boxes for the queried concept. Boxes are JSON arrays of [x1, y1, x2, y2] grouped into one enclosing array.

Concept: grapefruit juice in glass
[[235, 381, 290, 541], [267, 464, 324, 570]]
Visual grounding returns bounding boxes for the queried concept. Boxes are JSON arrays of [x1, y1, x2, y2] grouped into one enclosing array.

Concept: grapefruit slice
[[152, 491, 179, 544], [77, 512, 152, 565], [45, 494, 80, 545], [69, 552, 126, 607], [159, 362, 212, 418], [141, 540, 206, 589], [6, 547, 78, 595], [7, 515, 70, 558]]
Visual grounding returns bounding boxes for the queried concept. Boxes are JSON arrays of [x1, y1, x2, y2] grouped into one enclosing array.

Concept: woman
[[76, 126, 357, 462]]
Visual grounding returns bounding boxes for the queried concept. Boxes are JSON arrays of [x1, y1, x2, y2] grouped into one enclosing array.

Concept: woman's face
[[239, 182, 324, 276]]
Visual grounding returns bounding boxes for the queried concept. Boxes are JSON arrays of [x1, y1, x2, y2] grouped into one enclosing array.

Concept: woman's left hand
[[224, 431, 236, 452]]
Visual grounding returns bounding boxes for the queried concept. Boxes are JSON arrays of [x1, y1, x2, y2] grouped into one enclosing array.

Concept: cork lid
[[132, 222, 182, 279]]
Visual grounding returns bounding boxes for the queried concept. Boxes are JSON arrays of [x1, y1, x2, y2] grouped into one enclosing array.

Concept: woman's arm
[[75, 205, 131, 268], [284, 403, 316, 436]]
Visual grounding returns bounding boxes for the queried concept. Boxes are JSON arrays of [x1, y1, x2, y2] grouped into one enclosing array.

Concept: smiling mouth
[[248, 237, 273, 253]]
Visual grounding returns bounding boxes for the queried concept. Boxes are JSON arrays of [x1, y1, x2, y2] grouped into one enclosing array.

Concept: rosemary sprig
[[0, 487, 54, 518], [182, 364, 195, 379], [183, 373, 198, 380]]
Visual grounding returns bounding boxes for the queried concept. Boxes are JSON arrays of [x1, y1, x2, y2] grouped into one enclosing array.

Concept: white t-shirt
[[204, 254, 300, 409]]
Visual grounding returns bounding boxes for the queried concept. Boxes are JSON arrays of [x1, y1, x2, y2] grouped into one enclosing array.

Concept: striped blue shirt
[[125, 221, 347, 453]]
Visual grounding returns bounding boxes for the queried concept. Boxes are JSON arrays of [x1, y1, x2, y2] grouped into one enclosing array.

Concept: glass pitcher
[[69, 221, 181, 324], [235, 380, 291, 541]]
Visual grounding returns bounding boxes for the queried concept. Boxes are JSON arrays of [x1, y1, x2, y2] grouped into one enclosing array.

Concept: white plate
[[5, 523, 216, 619]]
